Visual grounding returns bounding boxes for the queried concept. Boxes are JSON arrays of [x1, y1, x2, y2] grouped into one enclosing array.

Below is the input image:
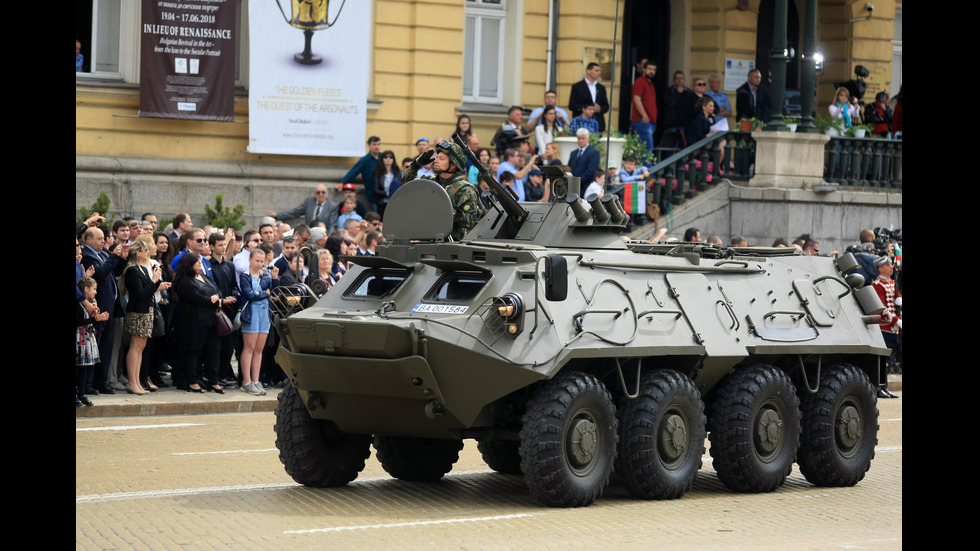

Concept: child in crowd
[[618, 155, 650, 184], [606, 167, 619, 183], [569, 104, 599, 134], [584, 169, 606, 199], [77, 277, 109, 406]]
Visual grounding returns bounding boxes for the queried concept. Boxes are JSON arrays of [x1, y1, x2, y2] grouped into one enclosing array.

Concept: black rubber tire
[[616, 370, 706, 500], [797, 363, 878, 487], [274, 381, 372, 487], [708, 364, 800, 493], [519, 371, 618, 507], [373, 436, 464, 481], [477, 439, 523, 475]]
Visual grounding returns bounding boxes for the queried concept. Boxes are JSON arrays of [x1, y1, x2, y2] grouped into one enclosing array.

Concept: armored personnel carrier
[[271, 135, 889, 507]]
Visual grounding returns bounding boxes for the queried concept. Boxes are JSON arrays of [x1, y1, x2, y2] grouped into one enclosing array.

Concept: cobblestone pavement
[[76, 386, 901, 550]]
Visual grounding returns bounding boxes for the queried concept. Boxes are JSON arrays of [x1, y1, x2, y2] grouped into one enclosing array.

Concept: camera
[[865, 2, 874, 14], [872, 227, 901, 256], [834, 65, 869, 104]]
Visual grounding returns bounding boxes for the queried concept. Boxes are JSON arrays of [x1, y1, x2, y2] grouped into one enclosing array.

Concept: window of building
[[76, 0, 124, 77], [463, 0, 506, 104]]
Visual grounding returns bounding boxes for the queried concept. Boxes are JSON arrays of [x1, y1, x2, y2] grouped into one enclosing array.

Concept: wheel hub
[[835, 404, 862, 456], [568, 416, 599, 470], [660, 413, 688, 463], [755, 407, 783, 457]]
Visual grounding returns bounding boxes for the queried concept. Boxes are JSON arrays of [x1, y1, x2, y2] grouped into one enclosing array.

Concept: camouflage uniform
[[403, 149, 483, 241]]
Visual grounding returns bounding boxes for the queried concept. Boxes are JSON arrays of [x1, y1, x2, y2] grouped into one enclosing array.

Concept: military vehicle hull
[[272, 139, 888, 507]]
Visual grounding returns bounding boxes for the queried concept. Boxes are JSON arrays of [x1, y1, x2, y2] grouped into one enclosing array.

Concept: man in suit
[[80, 227, 128, 395], [267, 183, 340, 233], [207, 231, 238, 386], [736, 68, 772, 123], [169, 212, 193, 243], [568, 62, 610, 133], [567, 128, 600, 196]]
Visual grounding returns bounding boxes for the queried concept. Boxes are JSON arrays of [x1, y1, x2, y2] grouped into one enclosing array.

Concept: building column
[[798, 0, 819, 133], [765, 0, 789, 131]]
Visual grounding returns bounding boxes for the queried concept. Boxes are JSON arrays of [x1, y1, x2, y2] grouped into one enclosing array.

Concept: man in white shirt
[[233, 229, 261, 281]]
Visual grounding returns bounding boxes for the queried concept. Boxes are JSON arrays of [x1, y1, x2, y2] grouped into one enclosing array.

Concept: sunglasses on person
[[193, 238, 207, 243], [695, 82, 706, 87]]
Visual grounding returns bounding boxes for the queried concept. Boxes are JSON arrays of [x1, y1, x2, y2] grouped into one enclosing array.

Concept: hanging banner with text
[[248, 0, 369, 157], [139, 0, 235, 121]]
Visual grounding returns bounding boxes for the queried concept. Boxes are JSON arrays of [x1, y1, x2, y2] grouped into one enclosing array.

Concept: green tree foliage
[[78, 191, 113, 223], [203, 194, 246, 231]]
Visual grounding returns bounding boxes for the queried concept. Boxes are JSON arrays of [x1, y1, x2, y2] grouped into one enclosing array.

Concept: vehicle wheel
[[274, 381, 372, 487], [477, 438, 523, 475], [519, 371, 618, 507], [616, 370, 706, 500], [797, 363, 878, 486], [373, 436, 464, 481], [708, 364, 800, 493]]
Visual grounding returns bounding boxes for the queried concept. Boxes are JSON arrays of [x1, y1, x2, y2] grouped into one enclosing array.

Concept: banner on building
[[139, 0, 236, 121], [248, 0, 370, 157]]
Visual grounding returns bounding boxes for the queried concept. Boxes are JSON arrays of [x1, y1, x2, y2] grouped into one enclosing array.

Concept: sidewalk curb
[[77, 375, 900, 419], [76, 387, 281, 418]]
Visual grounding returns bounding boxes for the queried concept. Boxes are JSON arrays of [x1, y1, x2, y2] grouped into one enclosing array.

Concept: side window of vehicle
[[425, 274, 491, 302], [345, 270, 410, 299]]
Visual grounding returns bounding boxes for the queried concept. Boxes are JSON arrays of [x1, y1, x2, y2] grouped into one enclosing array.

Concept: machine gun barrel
[[452, 133, 529, 228]]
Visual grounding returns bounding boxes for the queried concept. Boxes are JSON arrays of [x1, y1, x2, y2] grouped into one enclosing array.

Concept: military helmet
[[436, 140, 467, 173]]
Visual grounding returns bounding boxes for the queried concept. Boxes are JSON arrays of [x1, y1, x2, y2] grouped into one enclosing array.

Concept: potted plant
[[592, 131, 628, 168], [739, 117, 765, 132], [847, 123, 873, 138], [814, 114, 843, 137], [782, 117, 798, 133]]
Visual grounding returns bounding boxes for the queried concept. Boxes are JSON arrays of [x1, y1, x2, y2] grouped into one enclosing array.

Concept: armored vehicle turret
[[271, 134, 889, 507]]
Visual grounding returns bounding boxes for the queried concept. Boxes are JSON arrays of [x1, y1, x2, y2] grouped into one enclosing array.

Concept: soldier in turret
[[403, 139, 483, 241]]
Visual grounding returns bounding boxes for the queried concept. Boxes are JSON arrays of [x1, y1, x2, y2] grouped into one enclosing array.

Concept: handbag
[[215, 308, 235, 337], [151, 303, 166, 338], [233, 299, 248, 330]]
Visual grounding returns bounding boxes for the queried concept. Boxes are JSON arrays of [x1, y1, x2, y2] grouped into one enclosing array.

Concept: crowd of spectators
[[75, 207, 386, 405], [828, 85, 900, 138]]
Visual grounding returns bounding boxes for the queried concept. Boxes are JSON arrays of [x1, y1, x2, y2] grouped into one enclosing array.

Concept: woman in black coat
[[121, 239, 170, 394], [172, 253, 233, 393]]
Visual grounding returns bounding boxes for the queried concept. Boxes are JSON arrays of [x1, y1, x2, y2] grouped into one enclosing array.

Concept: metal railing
[[824, 136, 902, 188], [613, 130, 902, 226], [645, 131, 755, 209]]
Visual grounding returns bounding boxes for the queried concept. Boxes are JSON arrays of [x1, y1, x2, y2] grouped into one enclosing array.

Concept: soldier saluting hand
[[403, 139, 482, 241]]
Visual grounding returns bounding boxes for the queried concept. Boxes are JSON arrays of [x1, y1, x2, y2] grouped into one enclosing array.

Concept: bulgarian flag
[[623, 181, 645, 214], [893, 244, 902, 267]]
